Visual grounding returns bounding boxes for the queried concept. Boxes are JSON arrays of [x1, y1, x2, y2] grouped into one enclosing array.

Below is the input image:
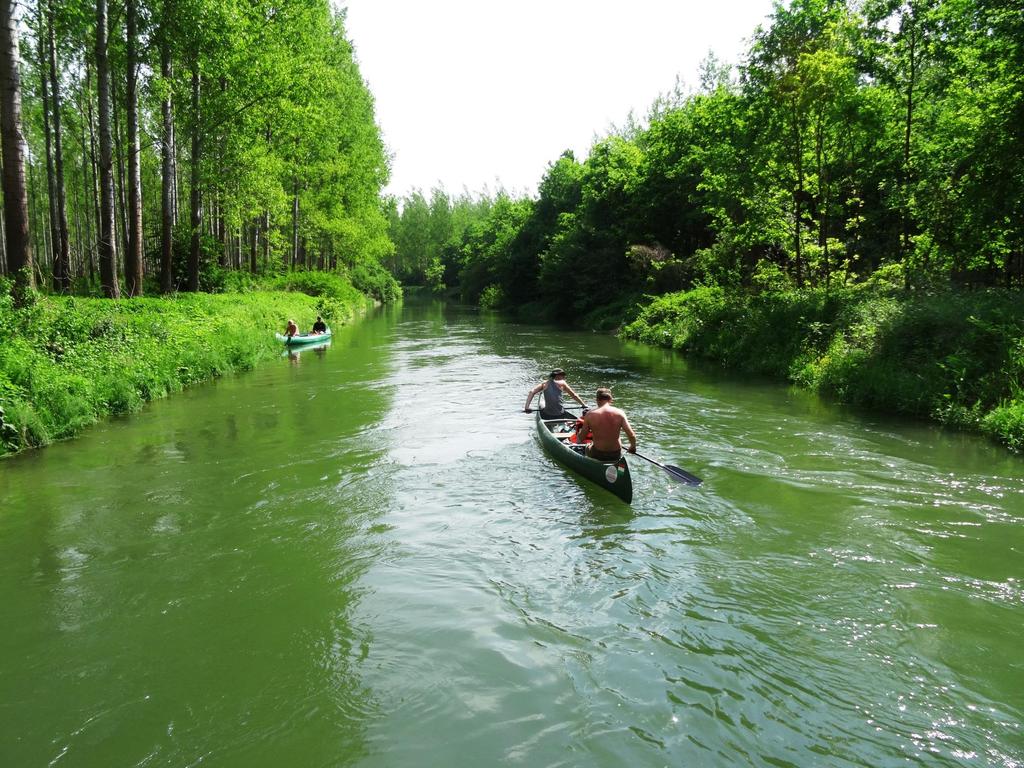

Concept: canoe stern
[[536, 412, 632, 503]]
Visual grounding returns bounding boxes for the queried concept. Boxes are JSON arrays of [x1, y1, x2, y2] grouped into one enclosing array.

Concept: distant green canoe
[[536, 411, 632, 503], [275, 329, 331, 346]]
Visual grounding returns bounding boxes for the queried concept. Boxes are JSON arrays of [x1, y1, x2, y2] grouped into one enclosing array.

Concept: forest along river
[[1, 298, 1022, 768]]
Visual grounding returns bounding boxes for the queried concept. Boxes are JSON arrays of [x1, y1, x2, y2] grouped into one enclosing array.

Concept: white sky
[[341, 0, 776, 199]]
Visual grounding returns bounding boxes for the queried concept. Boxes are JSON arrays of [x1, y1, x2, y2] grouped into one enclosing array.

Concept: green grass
[[0, 281, 374, 456], [622, 285, 1024, 451]]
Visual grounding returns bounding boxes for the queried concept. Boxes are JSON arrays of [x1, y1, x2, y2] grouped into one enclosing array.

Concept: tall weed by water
[[622, 285, 1024, 450]]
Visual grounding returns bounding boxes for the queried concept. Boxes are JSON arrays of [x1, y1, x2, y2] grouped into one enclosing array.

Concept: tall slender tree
[[3, 0, 394, 298], [159, 0, 174, 292], [37, 8, 60, 285], [85, 63, 103, 282], [0, 0, 33, 289], [187, 61, 200, 291], [124, 0, 143, 295], [95, 0, 120, 297], [111, 78, 129, 266], [47, 0, 70, 290]]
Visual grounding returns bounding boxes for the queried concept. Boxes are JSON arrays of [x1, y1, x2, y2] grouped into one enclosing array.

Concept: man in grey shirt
[[524, 368, 587, 420]]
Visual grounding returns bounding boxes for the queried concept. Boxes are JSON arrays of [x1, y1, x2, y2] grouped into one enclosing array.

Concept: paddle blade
[[633, 451, 702, 486], [664, 464, 702, 486]]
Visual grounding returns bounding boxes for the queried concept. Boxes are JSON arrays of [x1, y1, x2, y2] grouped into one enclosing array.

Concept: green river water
[[1, 299, 1022, 767]]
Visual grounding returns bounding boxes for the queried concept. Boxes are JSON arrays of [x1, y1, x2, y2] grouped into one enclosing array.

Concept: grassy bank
[[621, 285, 1024, 451], [0, 273, 376, 456]]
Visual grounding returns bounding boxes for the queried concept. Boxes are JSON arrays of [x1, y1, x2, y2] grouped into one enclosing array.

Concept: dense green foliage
[[380, 0, 1023, 447], [389, 0, 1022, 319], [5, 0, 394, 293], [384, 188, 495, 293], [211, 256, 401, 304], [622, 284, 1024, 449], [0, 276, 372, 455], [0, 0, 398, 455]]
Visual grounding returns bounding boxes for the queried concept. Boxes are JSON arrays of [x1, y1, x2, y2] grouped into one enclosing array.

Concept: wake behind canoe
[[536, 411, 633, 503]]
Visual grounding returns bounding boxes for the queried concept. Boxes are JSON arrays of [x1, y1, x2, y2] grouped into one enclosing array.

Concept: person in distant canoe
[[524, 368, 587, 420], [285, 319, 299, 339], [578, 387, 636, 461], [311, 315, 327, 334]]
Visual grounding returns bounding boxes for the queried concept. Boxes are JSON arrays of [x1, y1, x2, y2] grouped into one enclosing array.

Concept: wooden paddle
[[633, 451, 702, 486]]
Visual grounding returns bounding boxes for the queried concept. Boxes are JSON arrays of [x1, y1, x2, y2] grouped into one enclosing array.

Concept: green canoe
[[275, 329, 332, 346], [536, 411, 633, 503]]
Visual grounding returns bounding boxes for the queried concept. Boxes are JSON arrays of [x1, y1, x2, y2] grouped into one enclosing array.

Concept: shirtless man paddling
[[579, 388, 637, 461]]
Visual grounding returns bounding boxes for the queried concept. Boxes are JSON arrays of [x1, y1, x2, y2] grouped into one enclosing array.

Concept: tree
[[187, 61, 200, 291], [0, 0, 390, 297], [95, 0, 120, 297], [46, 0, 69, 291], [863, 0, 939, 281], [744, 0, 856, 286], [158, 0, 174, 292], [124, 0, 144, 295], [0, 0, 33, 290], [36, 3, 61, 287]]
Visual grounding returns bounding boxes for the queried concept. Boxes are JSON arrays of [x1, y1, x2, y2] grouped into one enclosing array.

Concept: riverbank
[[621, 285, 1024, 451], [0, 275, 377, 456]]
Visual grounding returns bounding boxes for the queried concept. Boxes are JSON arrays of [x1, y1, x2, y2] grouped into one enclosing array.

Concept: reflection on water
[[0, 314, 396, 767], [1, 297, 1022, 767], [284, 339, 332, 364]]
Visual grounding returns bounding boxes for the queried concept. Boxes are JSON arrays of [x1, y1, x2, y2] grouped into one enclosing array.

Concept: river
[[1, 298, 1021, 767]]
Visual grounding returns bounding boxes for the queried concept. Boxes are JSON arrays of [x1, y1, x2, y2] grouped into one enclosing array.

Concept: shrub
[[266, 271, 364, 303], [622, 284, 1024, 449], [478, 284, 503, 309], [982, 401, 1024, 451], [349, 260, 402, 303]]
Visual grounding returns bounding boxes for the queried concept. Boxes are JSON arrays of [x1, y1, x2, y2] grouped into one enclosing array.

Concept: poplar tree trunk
[[291, 177, 299, 268], [187, 63, 201, 291], [217, 76, 227, 269], [73, 190, 82, 279], [124, 0, 143, 295], [172, 121, 180, 226], [0, 0, 34, 288], [815, 110, 829, 289], [79, 82, 95, 281], [96, 0, 120, 297], [112, 78, 129, 271], [160, 17, 174, 292], [84, 66, 101, 283], [900, 12, 918, 288], [28, 153, 46, 274], [47, 0, 70, 290], [216, 193, 226, 267], [37, 13, 61, 288], [249, 219, 258, 273], [262, 209, 270, 266], [790, 95, 804, 288]]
